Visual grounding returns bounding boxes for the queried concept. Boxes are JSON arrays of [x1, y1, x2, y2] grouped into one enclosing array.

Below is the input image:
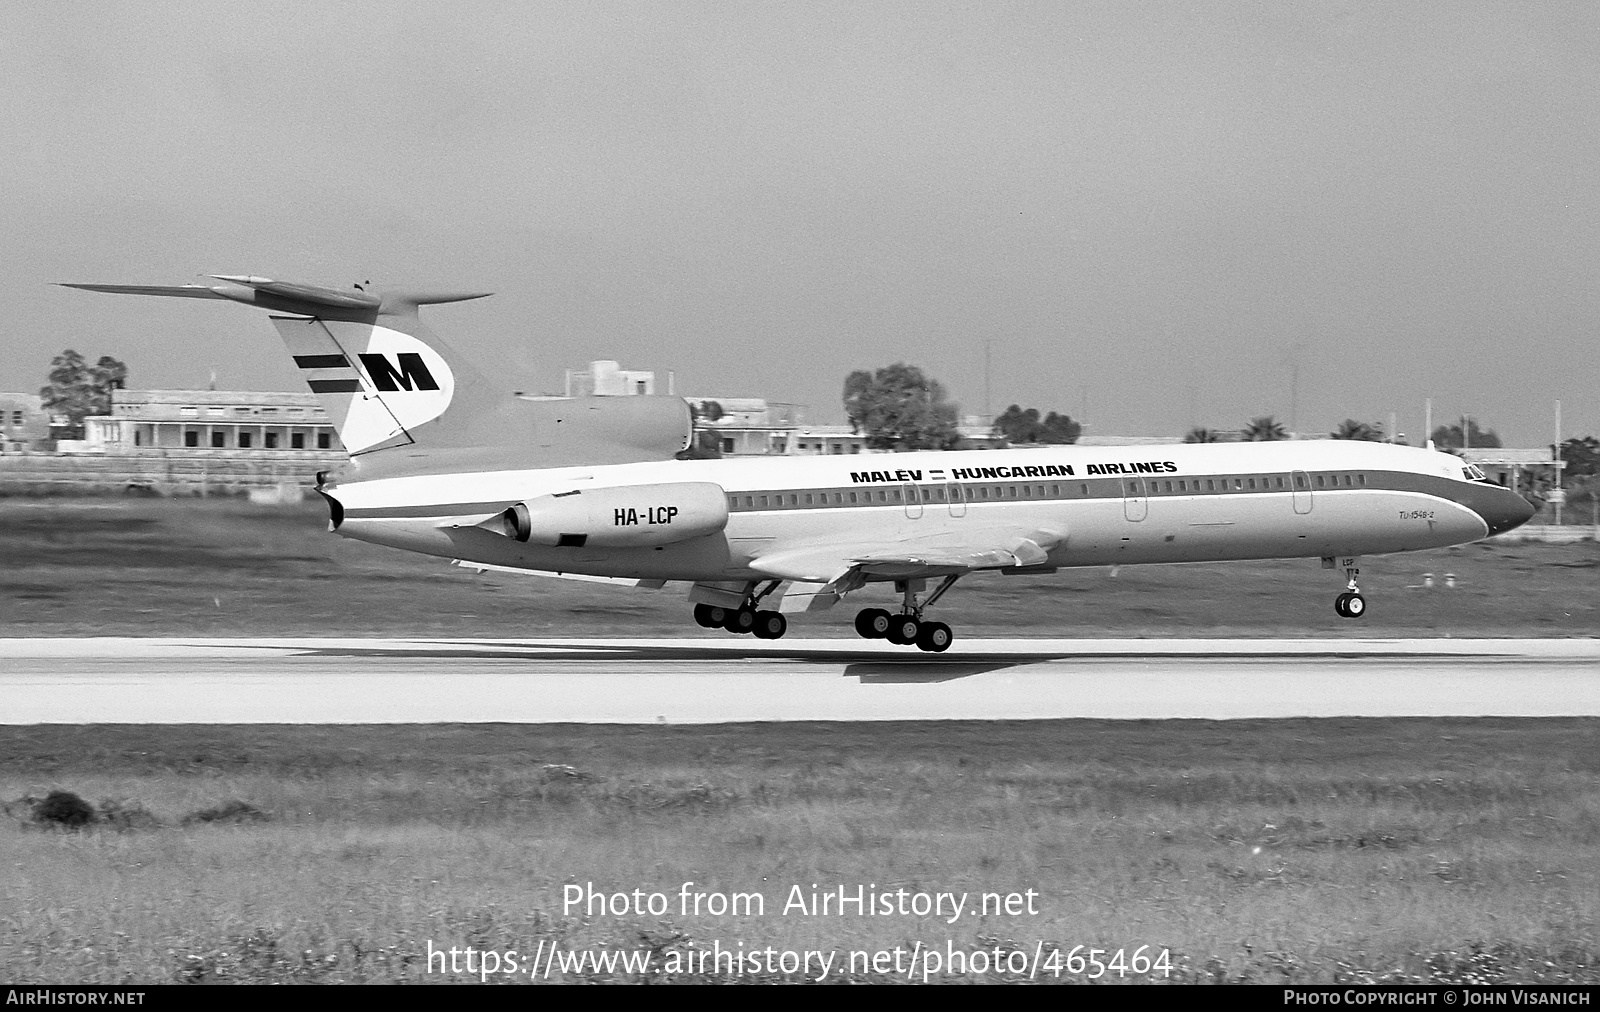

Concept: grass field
[[2, 497, 1598, 638], [2, 720, 1597, 984]]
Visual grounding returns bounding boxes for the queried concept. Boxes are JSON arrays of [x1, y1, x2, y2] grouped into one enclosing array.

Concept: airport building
[[82, 389, 343, 453], [0, 393, 51, 452], [1460, 447, 1565, 495]]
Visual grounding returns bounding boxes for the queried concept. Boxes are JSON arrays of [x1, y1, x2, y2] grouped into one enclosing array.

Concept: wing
[[749, 531, 1062, 584]]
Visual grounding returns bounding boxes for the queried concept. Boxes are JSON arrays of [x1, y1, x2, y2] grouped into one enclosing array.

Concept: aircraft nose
[[1481, 488, 1536, 536]]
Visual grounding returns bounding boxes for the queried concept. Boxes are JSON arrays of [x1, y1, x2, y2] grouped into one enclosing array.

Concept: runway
[[2, 637, 1597, 723]]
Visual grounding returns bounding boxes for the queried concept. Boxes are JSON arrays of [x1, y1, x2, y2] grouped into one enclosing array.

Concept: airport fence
[[0, 450, 346, 497]]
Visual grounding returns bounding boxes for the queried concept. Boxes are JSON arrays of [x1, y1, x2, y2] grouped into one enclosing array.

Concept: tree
[[1331, 419, 1384, 441], [992, 404, 1081, 445], [1184, 427, 1221, 443], [843, 363, 961, 451], [39, 350, 128, 439], [1242, 415, 1287, 441], [1558, 436, 1599, 478], [1431, 420, 1500, 450]]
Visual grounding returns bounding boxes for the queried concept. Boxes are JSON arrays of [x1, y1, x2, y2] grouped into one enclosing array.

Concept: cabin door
[[903, 481, 923, 519], [1122, 477, 1148, 521], [1291, 470, 1313, 514]]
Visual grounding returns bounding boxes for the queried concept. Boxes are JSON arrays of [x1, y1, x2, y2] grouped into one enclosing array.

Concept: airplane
[[64, 276, 1536, 651]]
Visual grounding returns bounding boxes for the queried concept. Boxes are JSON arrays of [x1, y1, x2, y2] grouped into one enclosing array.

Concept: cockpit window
[[1463, 464, 1489, 482]]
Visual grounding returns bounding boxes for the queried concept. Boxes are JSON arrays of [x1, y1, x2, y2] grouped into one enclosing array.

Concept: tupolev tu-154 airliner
[[65, 276, 1535, 652]]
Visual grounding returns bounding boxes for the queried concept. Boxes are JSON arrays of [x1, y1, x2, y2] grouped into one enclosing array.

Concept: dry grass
[[2, 720, 1597, 983]]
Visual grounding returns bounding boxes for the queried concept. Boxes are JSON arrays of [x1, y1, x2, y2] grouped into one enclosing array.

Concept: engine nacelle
[[489, 481, 729, 549]]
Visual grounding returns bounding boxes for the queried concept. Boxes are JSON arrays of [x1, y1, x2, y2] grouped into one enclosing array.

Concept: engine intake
[[491, 481, 728, 549]]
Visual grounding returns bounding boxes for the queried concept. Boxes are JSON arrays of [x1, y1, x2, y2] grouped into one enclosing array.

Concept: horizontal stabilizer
[[209, 276, 381, 309], [59, 283, 230, 300]]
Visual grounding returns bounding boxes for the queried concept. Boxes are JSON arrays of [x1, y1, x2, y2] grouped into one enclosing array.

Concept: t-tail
[[61, 276, 692, 480]]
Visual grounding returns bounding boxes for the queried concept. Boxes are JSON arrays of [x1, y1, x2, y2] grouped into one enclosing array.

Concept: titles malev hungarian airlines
[[64, 276, 1535, 652]]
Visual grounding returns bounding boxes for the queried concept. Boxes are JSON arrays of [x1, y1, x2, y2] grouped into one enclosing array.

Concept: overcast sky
[[4, 2, 1597, 443]]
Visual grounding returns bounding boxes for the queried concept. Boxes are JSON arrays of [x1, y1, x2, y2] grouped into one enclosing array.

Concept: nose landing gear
[[853, 576, 958, 652], [1326, 556, 1367, 619]]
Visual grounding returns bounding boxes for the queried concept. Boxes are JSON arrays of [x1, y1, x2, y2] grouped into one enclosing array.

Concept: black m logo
[[358, 352, 440, 392]]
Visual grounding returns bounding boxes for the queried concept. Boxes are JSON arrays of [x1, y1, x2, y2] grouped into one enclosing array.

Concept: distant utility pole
[[1289, 361, 1298, 437], [1555, 399, 1563, 526], [983, 339, 991, 422], [1424, 398, 1432, 448]]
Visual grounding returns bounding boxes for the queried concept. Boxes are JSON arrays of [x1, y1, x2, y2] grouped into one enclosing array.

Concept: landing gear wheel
[[886, 615, 921, 646], [723, 607, 757, 634], [693, 603, 720, 628], [855, 608, 891, 639], [1334, 592, 1351, 617], [915, 621, 953, 653], [1342, 593, 1366, 619], [704, 605, 730, 628], [752, 611, 787, 640]]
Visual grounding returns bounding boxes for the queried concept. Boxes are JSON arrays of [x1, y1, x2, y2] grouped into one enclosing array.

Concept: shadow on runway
[[844, 661, 1018, 683]]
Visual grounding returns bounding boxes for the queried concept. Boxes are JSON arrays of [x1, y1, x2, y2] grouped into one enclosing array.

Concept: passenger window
[[1359, 474, 1366, 486], [744, 496, 753, 507], [1206, 480, 1215, 491], [1344, 475, 1352, 487], [891, 491, 900, 502], [729, 495, 738, 508], [849, 492, 858, 503], [1050, 485, 1059, 495], [1315, 476, 1325, 487], [1233, 478, 1243, 489], [759, 495, 768, 507], [804, 493, 813, 504], [1247, 478, 1256, 490], [1275, 477, 1284, 489], [1008, 486, 1017, 497], [1164, 481, 1173, 492], [790, 494, 798, 505]]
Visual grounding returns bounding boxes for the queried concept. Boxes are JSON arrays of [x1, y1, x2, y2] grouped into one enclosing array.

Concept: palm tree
[[1330, 419, 1382, 441], [1184, 426, 1220, 443], [1242, 415, 1288, 441]]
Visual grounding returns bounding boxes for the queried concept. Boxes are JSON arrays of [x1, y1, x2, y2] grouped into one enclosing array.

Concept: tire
[[1333, 593, 1351, 618], [693, 603, 719, 628], [724, 607, 757, 634], [855, 608, 891, 639], [916, 621, 953, 653], [886, 616, 920, 645], [753, 611, 788, 640], [706, 605, 730, 628], [1343, 593, 1366, 619]]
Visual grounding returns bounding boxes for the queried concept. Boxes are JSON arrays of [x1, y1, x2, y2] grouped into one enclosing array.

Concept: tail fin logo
[[272, 318, 456, 454], [359, 352, 440, 392]]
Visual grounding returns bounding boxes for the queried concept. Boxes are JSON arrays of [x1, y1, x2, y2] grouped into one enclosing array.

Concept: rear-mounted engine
[[485, 481, 729, 549]]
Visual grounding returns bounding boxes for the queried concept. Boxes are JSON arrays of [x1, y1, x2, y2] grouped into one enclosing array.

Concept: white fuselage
[[326, 440, 1527, 585]]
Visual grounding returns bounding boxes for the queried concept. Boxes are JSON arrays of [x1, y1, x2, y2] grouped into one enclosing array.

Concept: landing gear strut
[[694, 582, 788, 639], [1326, 556, 1367, 619], [854, 576, 958, 652]]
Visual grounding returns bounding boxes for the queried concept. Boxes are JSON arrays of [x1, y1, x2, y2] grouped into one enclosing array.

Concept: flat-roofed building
[[1461, 447, 1564, 495], [0, 393, 51, 452], [83, 389, 343, 453]]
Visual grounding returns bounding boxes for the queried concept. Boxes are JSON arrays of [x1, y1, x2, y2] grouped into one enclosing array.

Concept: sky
[[3, 1, 1597, 444]]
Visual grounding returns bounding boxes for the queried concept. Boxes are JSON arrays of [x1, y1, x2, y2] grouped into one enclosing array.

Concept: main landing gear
[[853, 576, 958, 653], [693, 581, 788, 640], [1326, 556, 1366, 619]]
